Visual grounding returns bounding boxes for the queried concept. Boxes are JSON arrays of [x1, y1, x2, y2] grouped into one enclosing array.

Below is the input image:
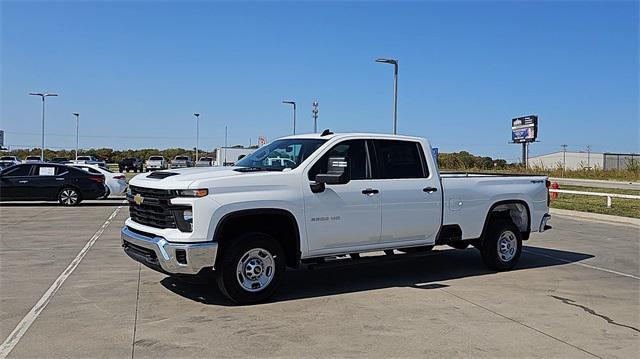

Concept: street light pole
[[29, 92, 58, 160], [282, 101, 296, 134], [73, 113, 79, 160], [375, 58, 399, 134], [194, 113, 200, 162]]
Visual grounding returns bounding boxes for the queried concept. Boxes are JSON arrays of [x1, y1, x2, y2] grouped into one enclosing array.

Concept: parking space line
[[523, 249, 640, 280], [0, 201, 126, 359]]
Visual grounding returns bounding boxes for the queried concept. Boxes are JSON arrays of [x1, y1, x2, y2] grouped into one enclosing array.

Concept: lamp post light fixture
[[73, 113, 80, 160], [29, 92, 58, 160], [375, 58, 399, 135], [282, 101, 297, 135], [194, 113, 200, 161]]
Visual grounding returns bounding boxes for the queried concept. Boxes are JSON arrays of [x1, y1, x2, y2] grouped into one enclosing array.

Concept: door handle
[[18, 180, 28, 184], [423, 187, 438, 193], [56, 178, 64, 181], [362, 188, 379, 195]]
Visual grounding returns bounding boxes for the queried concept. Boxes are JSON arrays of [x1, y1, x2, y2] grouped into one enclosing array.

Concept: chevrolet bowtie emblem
[[134, 193, 144, 205]]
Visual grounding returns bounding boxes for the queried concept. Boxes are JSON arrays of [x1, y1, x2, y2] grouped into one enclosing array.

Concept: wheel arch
[[480, 200, 531, 242], [213, 208, 301, 269]]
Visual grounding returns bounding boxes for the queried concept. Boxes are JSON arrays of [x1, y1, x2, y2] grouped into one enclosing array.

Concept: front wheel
[[480, 219, 522, 270], [216, 233, 285, 305], [58, 187, 81, 206]]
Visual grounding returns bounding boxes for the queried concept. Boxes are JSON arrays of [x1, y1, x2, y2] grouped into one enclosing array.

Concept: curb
[[550, 208, 640, 226]]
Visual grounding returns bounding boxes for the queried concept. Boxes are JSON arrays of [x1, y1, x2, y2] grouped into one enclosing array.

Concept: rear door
[[0, 165, 35, 199], [31, 164, 69, 199], [371, 139, 442, 245]]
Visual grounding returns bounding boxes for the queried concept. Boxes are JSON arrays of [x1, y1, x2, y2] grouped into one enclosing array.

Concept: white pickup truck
[[122, 132, 551, 304]]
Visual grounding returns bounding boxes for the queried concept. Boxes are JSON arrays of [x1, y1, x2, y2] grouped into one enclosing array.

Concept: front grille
[[129, 186, 177, 229]]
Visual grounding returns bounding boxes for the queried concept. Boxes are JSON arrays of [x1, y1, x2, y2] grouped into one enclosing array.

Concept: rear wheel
[[480, 219, 522, 270], [216, 233, 285, 305], [58, 187, 81, 206], [102, 188, 110, 199]]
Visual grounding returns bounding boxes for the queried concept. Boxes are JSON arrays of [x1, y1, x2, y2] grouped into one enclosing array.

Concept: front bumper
[[121, 226, 218, 275]]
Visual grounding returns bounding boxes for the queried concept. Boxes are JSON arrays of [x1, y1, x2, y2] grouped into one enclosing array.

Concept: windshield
[[175, 156, 189, 160], [26, 156, 40, 160], [235, 139, 326, 170], [1, 156, 16, 160], [149, 156, 163, 161]]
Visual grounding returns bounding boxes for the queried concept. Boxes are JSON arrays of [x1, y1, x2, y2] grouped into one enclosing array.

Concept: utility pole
[[193, 113, 200, 162], [312, 100, 319, 133], [561, 144, 568, 175], [586, 144, 592, 169], [73, 113, 80, 160], [29, 92, 58, 160], [224, 125, 228, 165], [521, 142, 529, 168]]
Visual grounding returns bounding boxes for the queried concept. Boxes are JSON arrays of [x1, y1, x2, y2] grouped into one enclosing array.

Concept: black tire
[[102, 188, 110, 199], [58, 187, 81, 206], [397, 245, 434, 254], [480, 219, 522, 270], [448, 241, 469, 250], [216, 232, 285, 305]]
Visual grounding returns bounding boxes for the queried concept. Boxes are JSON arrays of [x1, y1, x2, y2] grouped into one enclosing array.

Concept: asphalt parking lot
[[1, 201, 638, 358]]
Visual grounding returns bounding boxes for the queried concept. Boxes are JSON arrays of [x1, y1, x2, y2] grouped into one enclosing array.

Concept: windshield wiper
[[234, 166, 284, 172]]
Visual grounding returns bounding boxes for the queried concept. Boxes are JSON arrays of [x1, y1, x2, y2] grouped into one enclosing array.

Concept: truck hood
[[130, 166, 247, 189]]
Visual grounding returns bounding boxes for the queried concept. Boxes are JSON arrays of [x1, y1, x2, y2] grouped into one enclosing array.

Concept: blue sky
[[1, 1, 638, 162]]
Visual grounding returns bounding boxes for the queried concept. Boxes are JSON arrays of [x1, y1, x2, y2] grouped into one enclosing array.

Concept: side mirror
[[315, 157, 350, 185]]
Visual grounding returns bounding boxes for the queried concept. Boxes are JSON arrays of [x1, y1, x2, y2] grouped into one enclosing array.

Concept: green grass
[[550, 185, 640, 218]]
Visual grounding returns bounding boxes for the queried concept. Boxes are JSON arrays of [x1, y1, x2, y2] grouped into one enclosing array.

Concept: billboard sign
[[511, 115, 538, 143]]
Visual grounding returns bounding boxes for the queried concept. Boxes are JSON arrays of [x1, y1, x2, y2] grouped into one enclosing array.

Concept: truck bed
[[440, 172, 548, 240]]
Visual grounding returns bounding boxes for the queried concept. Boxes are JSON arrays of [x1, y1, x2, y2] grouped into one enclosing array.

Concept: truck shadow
[[160, 246, 594, 306]]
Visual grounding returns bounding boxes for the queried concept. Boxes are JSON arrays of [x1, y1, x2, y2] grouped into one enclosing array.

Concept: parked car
[[70, 163, 127, 198], [0, 161, 15, 170], [146, 156, 167, 171], [122, 132, 552, 304], [1, 156, 21, 169], [170, 155, 193, 168], [0, 163, 106, 205], [119, 157, 144, 172], [23, 156, 43, 163], [195, 157, 214, 167], [75, 156, 107, 168], [50, 157, 70, 163]]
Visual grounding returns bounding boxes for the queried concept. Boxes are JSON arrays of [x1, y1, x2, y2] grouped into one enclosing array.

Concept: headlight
[[176, 189, 208, 197]]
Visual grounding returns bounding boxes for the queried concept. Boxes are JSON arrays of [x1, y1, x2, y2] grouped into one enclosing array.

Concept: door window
[[308, 140, 370, 180], [372, 140, 428, 179], [3, 165, 33, 177]]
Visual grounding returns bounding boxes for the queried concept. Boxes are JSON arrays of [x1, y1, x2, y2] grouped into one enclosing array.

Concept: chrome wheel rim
[[497, 230, 517, 262], [236, 248, 275, 292], [60, 189, 78, 205]]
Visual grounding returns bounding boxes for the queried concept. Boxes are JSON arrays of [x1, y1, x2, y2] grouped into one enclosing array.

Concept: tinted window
[[372, 140, 427, 179], [149, 156, 163, 161], [76, 166, 101, 174], [236, 139, 326, 170], [309, 140, 370, 180], [3, 165, 32, 177]]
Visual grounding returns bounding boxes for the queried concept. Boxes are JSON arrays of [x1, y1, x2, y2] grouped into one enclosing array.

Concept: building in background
[[529, 151, 639, 170], [214, 147, 256, 166]]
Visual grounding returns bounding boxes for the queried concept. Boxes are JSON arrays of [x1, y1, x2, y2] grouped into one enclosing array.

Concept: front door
[[303, 139, 381, 253], [0, 165, 35, 200]]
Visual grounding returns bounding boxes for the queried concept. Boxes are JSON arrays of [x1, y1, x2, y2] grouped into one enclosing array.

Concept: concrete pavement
[[1, 202, 638, 358]]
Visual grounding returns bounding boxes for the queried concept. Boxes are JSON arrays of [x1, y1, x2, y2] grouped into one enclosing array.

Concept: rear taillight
[[546, 179, 551, 206], [114, 175, 125, 180], [89, 175, 104, 183]]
